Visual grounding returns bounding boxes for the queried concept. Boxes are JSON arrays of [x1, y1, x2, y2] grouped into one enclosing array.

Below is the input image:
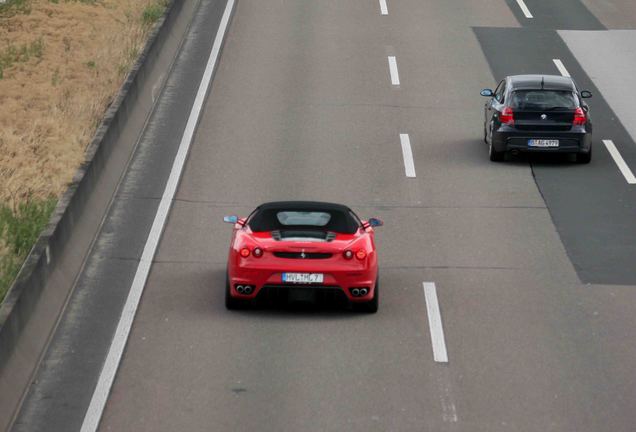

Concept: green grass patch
[[0, 38, 45, 80], [141, 2, 165, 26], [0, 0, 31, 18], [51, 67, 60, 86], [0, 197, 56, 302]]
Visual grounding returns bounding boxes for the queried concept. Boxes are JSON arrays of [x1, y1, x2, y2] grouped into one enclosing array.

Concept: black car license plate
[[528, 139, 559, 148]]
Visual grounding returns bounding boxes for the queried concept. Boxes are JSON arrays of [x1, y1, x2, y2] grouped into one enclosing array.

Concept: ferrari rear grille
[[256, 285, 348, 305], [273, 252, 333, 259]]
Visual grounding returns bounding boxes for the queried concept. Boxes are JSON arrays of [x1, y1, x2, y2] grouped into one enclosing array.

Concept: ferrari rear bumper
[[228, 263, 377, 302]]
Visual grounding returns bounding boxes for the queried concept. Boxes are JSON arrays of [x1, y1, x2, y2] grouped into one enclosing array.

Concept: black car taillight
[[499, 106, 514, 125], [573, 107, 586, 125]]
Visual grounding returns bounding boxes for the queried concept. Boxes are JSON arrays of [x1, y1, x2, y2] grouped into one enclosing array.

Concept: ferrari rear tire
[[225, 274, 249, 310], [353, 280, 379, 314]]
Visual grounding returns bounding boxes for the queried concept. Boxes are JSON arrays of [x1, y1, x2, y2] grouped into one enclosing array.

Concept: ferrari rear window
[[276, 211, 331, 227], [510, 90, 578, 110]]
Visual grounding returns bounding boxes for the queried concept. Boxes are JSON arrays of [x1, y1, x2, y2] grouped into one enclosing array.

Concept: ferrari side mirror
[[223, 215, 238, 224], [368, 218, 384, 227]]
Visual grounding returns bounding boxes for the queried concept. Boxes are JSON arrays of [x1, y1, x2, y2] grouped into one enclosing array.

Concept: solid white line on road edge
[[388, 56, 400, 86], [423, 282, 448, 363], [515, 0, 533, 18], [79, 1, 236, 431], [399, 134, 416, 178], [603, 140, 636, 184], [553, 59, 571, 77], [379, 0, 388, 15]]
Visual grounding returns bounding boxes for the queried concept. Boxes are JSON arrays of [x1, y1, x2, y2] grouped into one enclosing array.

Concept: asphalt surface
[[11, 0, 636, 431]]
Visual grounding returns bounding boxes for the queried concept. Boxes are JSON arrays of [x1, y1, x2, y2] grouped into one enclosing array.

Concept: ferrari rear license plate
[[528, 139, 559, 148], [282, 273, 324, 284]]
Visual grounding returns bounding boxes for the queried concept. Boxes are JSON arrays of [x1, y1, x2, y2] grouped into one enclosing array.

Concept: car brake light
[[253, 247, 263, 257], [499, 106, 514, 125], [239, 247, 250, 258], [343, 250, 353, 260], [573, 107, 586, 125], [355, 249, 367, 260]]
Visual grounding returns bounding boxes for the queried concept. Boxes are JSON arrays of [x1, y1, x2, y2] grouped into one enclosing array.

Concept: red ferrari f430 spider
[[223, 201, 382, 312]]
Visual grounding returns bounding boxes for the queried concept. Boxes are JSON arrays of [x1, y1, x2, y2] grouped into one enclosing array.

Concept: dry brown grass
[[0, 0, 162, 202], [0, 0, 167, 299]]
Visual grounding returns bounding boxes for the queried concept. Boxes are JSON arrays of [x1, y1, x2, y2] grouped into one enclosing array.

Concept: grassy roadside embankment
[[0, 0, 169, 301]]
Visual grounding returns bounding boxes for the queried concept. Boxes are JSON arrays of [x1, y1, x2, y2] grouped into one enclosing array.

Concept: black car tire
[[489, 139, 505, 162], [225, 274, 249, 310], [487, 124, 505, 161], [576, 147, 592, 164], [353, 279, 379, 314]]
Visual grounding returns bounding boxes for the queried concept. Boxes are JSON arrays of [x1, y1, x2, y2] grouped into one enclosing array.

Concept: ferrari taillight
[[343, 250, 353, 260], [355, 249, 367, 260], [253, 247, 263, 257], [239, 247, 250, 258]]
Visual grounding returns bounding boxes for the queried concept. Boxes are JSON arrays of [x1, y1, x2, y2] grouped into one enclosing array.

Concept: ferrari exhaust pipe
[[360, 288, 368, 296], [236, 285, 245, 294], [243, 286, 253, 295], [351, 288, 360, 297]]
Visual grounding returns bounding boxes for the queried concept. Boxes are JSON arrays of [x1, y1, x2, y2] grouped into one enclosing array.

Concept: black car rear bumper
[[492, 127, 592, 154]]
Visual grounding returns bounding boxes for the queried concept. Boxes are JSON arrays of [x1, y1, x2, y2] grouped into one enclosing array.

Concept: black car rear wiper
[[543, 106, 571, 111]]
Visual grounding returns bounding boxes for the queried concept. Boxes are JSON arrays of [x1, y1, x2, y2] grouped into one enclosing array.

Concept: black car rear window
[[510, 90, 578, 110], [248, 208, 359, 234]]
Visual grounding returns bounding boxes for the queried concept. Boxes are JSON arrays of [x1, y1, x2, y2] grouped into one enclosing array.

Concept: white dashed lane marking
[[423, 282, 449, 363], [553, 59, 571, 77], [388, 56, 400, 86], [515, 0, 533, 18], [603, 140, 636, 185], [379, 0, 388, 15], [399, 134, 416, 178]]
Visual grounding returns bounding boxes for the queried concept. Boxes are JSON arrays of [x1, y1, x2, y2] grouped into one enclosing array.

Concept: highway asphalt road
[[11, 0, 636, 431]]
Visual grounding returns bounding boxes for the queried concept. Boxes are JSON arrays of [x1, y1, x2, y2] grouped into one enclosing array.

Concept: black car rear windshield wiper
[[543, 106, 572, 111]]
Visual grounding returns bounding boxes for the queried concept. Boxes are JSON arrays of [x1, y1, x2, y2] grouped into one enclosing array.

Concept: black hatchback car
[[481, 75, 593, 163]]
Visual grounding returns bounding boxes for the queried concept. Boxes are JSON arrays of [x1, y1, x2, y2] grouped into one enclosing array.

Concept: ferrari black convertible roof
[[249, 201, 359, 233], [255, 201, 353, 212]]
